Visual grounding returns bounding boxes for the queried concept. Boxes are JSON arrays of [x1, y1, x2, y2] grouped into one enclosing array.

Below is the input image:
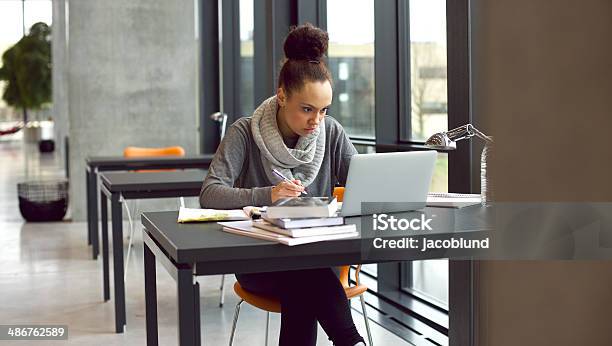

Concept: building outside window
[[326, 0, 375, 139], [239, 0, 254, 117]]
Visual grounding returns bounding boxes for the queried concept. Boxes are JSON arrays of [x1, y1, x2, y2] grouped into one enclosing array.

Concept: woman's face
[[277, 80, 332, 138]]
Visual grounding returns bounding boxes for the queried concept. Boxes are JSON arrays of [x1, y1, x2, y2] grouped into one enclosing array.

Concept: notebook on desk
[[219, 220, 358, 246], [177, 207, 250, 222], [426, 193, 481, 208]]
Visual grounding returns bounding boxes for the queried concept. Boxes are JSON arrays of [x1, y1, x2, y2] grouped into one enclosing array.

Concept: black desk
[[99, 170, 207, 333], [141, 207, 490, 345], [85, 155, 213, 259]]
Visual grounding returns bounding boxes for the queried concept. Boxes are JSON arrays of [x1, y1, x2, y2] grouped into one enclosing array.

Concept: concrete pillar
[[62, 0, 199, 220]]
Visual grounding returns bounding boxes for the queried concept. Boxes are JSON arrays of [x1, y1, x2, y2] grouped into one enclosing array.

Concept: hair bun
[[284, 23, 329, 61]]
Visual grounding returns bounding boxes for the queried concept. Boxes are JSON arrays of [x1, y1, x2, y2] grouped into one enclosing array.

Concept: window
[[239, 0, 254, 116], [405, 0, 449, 310], [408, 0, 448, 142], [326, 0, 375, 139], [218, 0, 470, 336], [403, 259, 449, 309], [0, 0, 52, 122], [24, 0, 52, 32]]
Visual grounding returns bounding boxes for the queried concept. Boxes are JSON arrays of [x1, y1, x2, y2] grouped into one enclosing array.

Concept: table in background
[[85, 155, 214, 259], [99, 170, 207, 333]]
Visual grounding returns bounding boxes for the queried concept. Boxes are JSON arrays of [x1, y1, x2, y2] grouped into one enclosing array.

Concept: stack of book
[[220, 197, 358, 246]]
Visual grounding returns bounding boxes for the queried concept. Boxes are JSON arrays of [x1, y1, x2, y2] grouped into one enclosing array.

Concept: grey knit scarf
[[251, 95, 325, 187]]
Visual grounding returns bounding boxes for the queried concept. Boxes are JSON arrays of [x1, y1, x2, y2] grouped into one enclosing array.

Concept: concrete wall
[[53, 0, 199, 220], [472, 0, 612, 345]]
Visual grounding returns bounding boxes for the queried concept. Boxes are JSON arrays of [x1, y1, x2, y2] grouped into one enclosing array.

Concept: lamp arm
[[447, 124, 493, 144]]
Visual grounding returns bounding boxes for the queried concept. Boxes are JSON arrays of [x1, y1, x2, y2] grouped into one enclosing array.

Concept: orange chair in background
[[123, 146, 185, 172], [120, 146, 186, 282], [124, 146, 228, 307], [333, 186, 345, 203], [229, 187, 373, 346], [123, 145, 185, 158]]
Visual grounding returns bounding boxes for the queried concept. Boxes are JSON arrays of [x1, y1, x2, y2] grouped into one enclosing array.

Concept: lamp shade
[[424, 132, 457, 150]]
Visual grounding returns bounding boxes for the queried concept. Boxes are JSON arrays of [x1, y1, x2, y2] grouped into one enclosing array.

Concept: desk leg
[[101, 192, 110, 301], [111, 192, 126, 333], [90, 170, 100, 259], [177, 267, 200, 346], [195, 282, 201, 346], [144, 241, 158, 346], [86, 168, 92, 246]]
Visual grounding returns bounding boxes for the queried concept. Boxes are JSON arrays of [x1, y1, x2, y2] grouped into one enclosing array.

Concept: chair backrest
[[333, 186, 345, 203], [123, 146, 186, 172], [333, 186, 351, 288], [123, 146, 185, 158]]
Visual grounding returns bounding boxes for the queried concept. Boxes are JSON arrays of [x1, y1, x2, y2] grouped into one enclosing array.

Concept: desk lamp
[[425, 124, 494, 206]]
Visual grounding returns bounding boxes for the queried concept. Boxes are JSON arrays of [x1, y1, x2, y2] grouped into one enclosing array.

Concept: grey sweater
[[199, 116, 358, 209]]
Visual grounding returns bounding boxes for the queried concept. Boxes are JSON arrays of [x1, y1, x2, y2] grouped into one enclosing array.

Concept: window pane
[[327, 0, 375, 138], [430, 152, 448, 193], [405, 0, 449, 311], [361, 264, 377, 277], [353, 144, 375, 154], [0, 0, 52, 123], [406, 259, 448, 309], [239, 0, 254, 116], [24, 0, 52, 31], [409, 0, 447, 141]]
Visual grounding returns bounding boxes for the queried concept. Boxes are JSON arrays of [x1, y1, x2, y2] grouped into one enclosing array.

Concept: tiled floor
[[0, 139, 409, 345]]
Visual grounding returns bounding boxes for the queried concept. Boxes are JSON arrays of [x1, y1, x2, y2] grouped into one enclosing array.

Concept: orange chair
[[229, 187, 373, 346], [120, 146, 186, 280], [124, 146, 229, 307], [123, 146, 185, 172]]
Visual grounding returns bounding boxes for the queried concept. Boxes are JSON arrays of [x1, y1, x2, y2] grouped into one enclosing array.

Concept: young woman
[[200, 23, 365, 346]]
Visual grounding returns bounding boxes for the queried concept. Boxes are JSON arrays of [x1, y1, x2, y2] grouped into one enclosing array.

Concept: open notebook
[[177, 207, 251, 223], [426, 193, 481, 208]]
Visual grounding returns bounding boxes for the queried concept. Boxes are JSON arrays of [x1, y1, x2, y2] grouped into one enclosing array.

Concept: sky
[[0, 0, 52, 55], [240, 0, 447, 45]]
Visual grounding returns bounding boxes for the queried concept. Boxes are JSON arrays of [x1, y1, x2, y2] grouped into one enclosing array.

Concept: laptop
[[339, 151, 437, 216]]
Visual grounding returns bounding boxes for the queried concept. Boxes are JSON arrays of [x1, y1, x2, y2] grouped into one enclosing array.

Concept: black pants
[[236, 267, 364, 346]]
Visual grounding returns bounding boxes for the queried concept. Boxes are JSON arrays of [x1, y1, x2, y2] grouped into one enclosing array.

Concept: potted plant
[[0, 22, 52, 144]]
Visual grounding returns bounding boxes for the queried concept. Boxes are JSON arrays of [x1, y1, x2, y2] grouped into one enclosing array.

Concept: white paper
[[177, 207, 249, 223]]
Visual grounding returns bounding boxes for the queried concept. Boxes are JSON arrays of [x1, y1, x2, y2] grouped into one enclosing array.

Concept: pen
[[272, 168, 308, 195]]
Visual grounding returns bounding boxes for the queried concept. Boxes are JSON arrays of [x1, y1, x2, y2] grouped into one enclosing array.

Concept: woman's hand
[[271, 179, 305, 203]]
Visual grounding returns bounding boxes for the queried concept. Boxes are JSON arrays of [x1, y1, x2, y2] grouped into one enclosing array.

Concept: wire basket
[[17, 180, 69, 222]]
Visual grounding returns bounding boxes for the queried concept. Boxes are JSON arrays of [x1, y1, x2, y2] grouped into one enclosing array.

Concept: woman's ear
[[277, 87, 286, 107]]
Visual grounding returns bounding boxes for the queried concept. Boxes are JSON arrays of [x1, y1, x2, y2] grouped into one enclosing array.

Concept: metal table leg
[[177, 266, 199, 345], [111, 192, 126, 333], [86, 167, 92, 246], [90, 169, 100, 259], [144, 241, 158, 346], [101, 191, 110, 301]]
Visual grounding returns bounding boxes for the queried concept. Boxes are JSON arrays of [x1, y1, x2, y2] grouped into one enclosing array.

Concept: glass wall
[[403, 0, 449, 309], [326, 0, 375, 139], [207, 0, 468, 324], [409, 0, 448, 142], [239, 0, 254, 116], [0, 0, 52, 122]]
